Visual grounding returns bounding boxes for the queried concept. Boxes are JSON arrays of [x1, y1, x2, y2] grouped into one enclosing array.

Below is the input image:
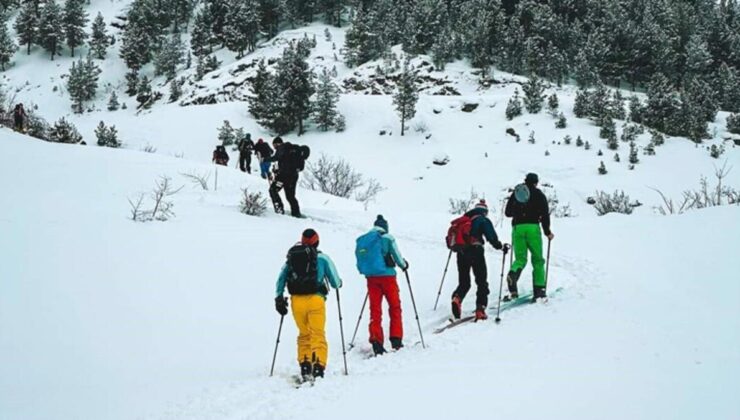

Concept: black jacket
[[254, 142, 273, 160], [505, 184, 551, 235], [268, 143, 297, 175]]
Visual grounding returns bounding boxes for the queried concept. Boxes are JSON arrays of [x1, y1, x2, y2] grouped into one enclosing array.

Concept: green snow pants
[[511, 224, 546, 288]]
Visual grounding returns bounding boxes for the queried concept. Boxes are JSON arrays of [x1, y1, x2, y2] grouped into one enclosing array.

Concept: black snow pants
[[453, 245, 489, 308], [269, 172, 300, 217]]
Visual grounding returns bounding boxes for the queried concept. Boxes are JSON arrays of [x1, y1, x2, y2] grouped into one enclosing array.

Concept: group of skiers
[[273, 173, 554, 383], [212, 134, 310, 219]]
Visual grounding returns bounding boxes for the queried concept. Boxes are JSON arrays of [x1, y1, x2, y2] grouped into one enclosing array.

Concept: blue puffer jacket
[[465, 208, 500, 246], [366, 226, 408, 277]]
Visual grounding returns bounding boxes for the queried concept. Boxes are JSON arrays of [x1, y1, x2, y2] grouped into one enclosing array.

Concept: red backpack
[[446, 214, 479, 252]]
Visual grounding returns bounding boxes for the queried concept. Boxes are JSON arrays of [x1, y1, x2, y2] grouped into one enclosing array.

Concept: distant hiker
[[355, 215, 409, 355], [254, 138, 274, 179], [267, 137, 310, 218], [448, 199, 503, 321], [13, 104, 27, 132], [212, 145, 229, 166], [275, 229, 343, 381], [504, 173, 554, 302], [237, 133, 254, 173]]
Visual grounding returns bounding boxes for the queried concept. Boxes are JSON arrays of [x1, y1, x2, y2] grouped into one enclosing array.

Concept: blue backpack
[[355, 231, 386, 276]]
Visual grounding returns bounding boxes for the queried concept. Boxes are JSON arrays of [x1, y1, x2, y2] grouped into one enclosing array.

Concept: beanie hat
[[475, 199, 488, 212], [301, 228, 319, 247], [525, 173, 539, 185], [374, 215, 389, 232], [273, 136, 284, 145]]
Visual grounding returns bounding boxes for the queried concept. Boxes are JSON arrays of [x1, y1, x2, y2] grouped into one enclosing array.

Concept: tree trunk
[[401, 114, 405, 136], [27, 42, 31, 55]]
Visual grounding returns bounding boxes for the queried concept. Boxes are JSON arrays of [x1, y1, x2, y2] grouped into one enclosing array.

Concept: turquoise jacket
[[275, 250, 342, 298], [366, 226, 408, 277]]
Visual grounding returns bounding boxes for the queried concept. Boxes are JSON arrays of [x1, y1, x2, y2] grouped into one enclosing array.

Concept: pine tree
[[727, 114, 740, 135], [108, 90, 120, 111], [715, 62, 740, 113], [522, 74, 545, 113], [393, 57, 418, 136], [628, 141, 639, 164], [528, 131, 536, 144], [0, 17, 18, 71], [95, 121, 120, 147], [650, 130, 665, 146], [89, 12, 108, 59], [136, 76, 153, 109], [63, 0, 88, 57], [683, 34, 713, 84], [38, 0, 64, 60], [431, 27, 457, 71], [584, 141, 591, 150], [611, 90, 626, 120], [223, 0, 259, 58], [573, 89, 589, 118], [169, 78, 183, 102], [191, 7, 214, 58], [628, 95, 644, 124], [274, 43, 315, 134], [248, 59, 275, 122], [614, 153, 620, 163], [547, 93, 559, 114], [573, 48, 598, 88], [49, 117, 83, 143], [125, 71, 139, 96], [312, 68, 340, 131], [67, 56, 101, 113], [598, 161, 607, 175], [14, 0, 37, 55], [576, 135, 584, 147], [218, 120, 235, 145], [343, 4, 384, 67], [601, 115, 618, 149], [555, 113, 567, 128], [154, 35, 184, 80], [505, 89, 523, 120], [643, 73, 681, 135], [563, 135, 572, 145]]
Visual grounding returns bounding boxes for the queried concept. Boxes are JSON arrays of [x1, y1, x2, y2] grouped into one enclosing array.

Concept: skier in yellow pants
[[275, 229, 342, 380]]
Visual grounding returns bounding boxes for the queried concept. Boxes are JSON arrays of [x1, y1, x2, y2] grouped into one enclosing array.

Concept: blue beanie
[[374, 215, 389, 232]]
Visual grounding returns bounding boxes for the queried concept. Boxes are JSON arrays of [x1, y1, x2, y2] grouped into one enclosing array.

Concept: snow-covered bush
[[598, 161, 607, 175], [181, 171, 210, 190], [545, 188, 573, 218], [49, 118, 82, 143], [95, 121, 120, 148], [301, 154, 384, 203], [505, 90, 523, 120], [555, 113, 567, 128], [709, 144, 724, 159], [448, 188, 479, 215], [239, 187, 268, 216], [593, 190, 633, 216], [652, 163, 739, 215], [128, 176, 183, 222]]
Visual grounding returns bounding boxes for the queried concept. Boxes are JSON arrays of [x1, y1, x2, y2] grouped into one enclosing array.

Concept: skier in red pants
[[355, 215, 409, 355]]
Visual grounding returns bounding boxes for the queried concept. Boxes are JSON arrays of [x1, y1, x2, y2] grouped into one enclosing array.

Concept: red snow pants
[[367, 275, 403, 344]]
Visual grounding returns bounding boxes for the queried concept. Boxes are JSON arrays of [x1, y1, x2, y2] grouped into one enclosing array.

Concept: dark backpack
[[445, 214, 480, 252], [281, 144, 311, 173], [286, 244, 324, 295]]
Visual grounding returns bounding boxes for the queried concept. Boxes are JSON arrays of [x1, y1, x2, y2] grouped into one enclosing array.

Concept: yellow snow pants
[[291, 294, 328, 367]]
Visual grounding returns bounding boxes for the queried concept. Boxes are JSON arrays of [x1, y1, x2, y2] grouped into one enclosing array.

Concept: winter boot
[[371, 340, 387, 356], [390, 337, 404, 351], [451, 295, 462, 319], [474, 306, 488, 321], [533, 286, 547, 303], [505, 270, 521, 300], [300, 361, 312, 382], [312, 363, 325, 378]]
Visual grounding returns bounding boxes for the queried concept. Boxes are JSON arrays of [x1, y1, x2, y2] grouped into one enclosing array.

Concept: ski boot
[[390, 337, 404, 351], [504, 270, 522, 301], [312, 363, 325, 379], [371, 340, 387, 356], [451, 295, 462, 319], [474, 306, 488, 321], [300, 361, 313, 383], [533, 286, 548, 303]]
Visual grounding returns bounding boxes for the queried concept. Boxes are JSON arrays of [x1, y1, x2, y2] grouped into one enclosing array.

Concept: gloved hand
[[275, 296, 288, 316], [503, 243, 511, 253], [492, 240, 503, 250], [546, 232, 555, 241], [403, 259, 410, 272]]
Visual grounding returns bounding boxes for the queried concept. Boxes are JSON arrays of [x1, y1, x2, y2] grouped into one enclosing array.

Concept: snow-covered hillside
[[2, 1, 740, 418]]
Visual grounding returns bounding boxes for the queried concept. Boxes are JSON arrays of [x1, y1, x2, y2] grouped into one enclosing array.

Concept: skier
[[450, 199, 503, 321], [237, 133, 254, 173], [275, 229, 343, 381], [267, 137, 309, 218], [212, 145, 229, 166], [254, 138, 273, 179], [355, 215, 409, 355], [504, 173, 554, 302], [13, 104, 27, 133]]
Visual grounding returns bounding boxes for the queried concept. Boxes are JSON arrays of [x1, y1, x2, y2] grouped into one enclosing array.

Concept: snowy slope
[[1, 124, 739, 420]]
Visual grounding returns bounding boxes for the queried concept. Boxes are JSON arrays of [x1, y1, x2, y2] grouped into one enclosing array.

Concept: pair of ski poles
[[433, 238, 552, 322]]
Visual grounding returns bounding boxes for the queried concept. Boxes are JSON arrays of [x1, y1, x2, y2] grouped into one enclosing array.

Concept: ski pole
[[545, 238, 552, 287], [269, 314, 285, 377], [494, 244, 510, 324], [335, 289, 349, 375], [348, 292, 368, 351], [404, 270, 426, 349], [433, 250, 453, 311]]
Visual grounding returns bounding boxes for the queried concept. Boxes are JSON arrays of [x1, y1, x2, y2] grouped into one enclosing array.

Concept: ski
[[290, 374, 315, 389], [433, 315, 477, 334], [490, 286, 564, 311]]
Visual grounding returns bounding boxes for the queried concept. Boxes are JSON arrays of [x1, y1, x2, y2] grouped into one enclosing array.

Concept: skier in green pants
[[504, 173, 554, 302]]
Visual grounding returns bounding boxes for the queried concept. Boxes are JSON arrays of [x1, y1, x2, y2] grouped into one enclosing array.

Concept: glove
[[275, 296, 288, 316], [492, 240, 503, 250], [503, 243, 511, 253], [403, 259, 410, 272]]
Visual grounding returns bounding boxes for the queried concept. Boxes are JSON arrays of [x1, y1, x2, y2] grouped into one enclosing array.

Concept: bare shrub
[[448, 188, 479, 214], [128, 176, 183, 222], [593, 190, 634, 216], [141, 144, 157, 153], [127, 194, 145, 221], [181, 171, 210, 190], [413, 120, 429, 133], [652, 161, 739, 215], [544, 189, 574, 218], [240, 187, 268, 216], [301, 154, 383, 204]]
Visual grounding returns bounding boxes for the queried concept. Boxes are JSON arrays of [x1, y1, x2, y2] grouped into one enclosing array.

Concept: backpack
[[285, 245, 324, 295], [355, 231, 388, 276], [446, 214, 480, 252], [281, 144, 311, 173], [514, 183, 530, 203]]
